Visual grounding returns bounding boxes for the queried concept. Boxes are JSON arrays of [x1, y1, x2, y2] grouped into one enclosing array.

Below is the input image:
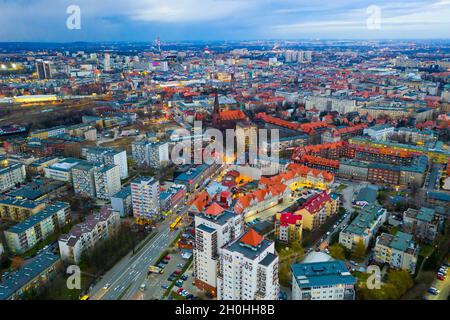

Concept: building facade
[[131, 177, 160, 222], [217, 229, 279, 300]]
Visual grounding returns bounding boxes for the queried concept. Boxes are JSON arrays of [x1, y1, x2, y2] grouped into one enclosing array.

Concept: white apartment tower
[[217, 229, 279, 300], [193, 202, 244, 296]]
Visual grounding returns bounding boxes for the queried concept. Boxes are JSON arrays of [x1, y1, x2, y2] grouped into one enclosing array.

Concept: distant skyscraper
[[35, 59, 53, 79], [104, 53, 111, 71], [155, 37, 161, 52]]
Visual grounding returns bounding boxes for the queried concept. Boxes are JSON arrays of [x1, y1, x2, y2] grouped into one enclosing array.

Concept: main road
[[89, 218, 182, 300]]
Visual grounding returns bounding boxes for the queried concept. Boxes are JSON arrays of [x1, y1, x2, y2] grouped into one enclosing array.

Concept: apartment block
[[4, 202, 71, 254], [194, 203, 244, 296], [111, 186, 132, 217], [131, 176, 160, 221], [58, 207, 120, 264], [217, 229, 279, 300], [274, 212, 303, 244], [339, 204, 387, 251], [44, 158, 81, 182], [295, 191, 339, 231], [403, 207, 440, 243], [0, 161, 26, 193], [291, 260, 356, 300], [373, 231, 419, 273], [0, 198, 46, 222], [72, 162, 96, 198], [84, 146, 128, 179], [93, 164, 121, 200], [0, 250, 60, 300]]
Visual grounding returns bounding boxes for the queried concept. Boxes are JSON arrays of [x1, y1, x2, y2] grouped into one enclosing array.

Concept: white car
[[103, 284, 111, 290]]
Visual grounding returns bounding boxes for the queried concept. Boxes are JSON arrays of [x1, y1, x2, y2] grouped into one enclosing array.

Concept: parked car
[[428, 287, 440, 295], [175, 280, 184, 287], [161, 284, 169, 289], [437, 274, 446, 281], [181, 275, 188, 281], [174, 270, 181, 275]]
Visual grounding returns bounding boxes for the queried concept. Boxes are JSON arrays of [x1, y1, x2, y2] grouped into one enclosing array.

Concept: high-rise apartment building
[[131, 177, 160, 221], [194, 203, 244, 296], [217, 229, 279, 300], [35, 59, 53, 79]]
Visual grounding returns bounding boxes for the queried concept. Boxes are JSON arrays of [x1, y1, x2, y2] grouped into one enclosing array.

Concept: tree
[[329, 244, 346, 260], [352, 239, 366, 261], [10, 256, 25, 269]]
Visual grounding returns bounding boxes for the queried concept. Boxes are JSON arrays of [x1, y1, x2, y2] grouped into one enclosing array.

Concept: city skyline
[[1, 0, 450, 42]]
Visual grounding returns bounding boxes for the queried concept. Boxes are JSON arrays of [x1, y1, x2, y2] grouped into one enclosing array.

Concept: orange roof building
[[240, 229, 264, 247], [190, 191, 211, 214], [204, 202, 225, 216]]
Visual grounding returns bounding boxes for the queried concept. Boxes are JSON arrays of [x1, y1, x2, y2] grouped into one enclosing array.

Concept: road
[[426, 164, 441, 191], [89, 218, 181, 300]]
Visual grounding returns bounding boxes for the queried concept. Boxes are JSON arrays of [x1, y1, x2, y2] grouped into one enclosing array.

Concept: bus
[[148, 265, 163, 274], [80, 295, 90, 300], [170, 216, 183, 231]]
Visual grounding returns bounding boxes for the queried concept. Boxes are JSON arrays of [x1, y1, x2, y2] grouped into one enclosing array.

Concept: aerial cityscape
[[0, 0, 449, 305]]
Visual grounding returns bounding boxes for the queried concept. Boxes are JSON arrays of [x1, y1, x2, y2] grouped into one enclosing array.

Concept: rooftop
[[291, 260, 356, 289]]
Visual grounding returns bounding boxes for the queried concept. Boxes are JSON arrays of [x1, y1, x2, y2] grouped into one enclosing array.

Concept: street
[[89, 218, 181, 300]]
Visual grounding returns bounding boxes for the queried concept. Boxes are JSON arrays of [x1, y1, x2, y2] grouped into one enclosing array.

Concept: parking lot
[[144, 249, 194, 300], [424, 264, 449, 300]]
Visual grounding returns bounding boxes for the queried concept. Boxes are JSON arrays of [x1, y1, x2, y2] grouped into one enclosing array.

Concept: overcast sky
[[1, 0, 449, 42]]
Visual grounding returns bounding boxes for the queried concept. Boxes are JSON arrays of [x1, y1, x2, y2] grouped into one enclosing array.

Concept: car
[[168, 276, 176, 281], [186, 294, 194, 300], [428, 287, 440, 295], [181, 275, 188, 281], [326, 232, 331, 236], [161, 284, 169, 289], [177, 288, 184, 294], [165, 255, 171, 260], [161, 260, 169, 265], [103, 284, 111, 290], [174, 270, 181, 275], [175, 281, 183, 288], [437, 274, 445, 281]]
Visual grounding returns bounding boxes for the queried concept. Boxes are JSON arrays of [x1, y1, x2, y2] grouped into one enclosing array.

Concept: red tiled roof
[[255, 112, 302, 130], [240, 229, 264, 247], [299, 191, 332, 214], [278, 212, 303, 227], [191, 191, 211, 212], [220, 110, 247, 121], [300, 155, 340, 168], [204, 202, 225, 216]]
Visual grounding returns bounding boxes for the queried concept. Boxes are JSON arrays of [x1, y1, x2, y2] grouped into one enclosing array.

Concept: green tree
[[329, 244, 346, 260], [352, 239, 366, 261]]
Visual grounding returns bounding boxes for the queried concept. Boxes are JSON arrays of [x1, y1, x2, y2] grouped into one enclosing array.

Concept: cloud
[[0, 0, 448, 41], [272, 0, 450, 37]]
